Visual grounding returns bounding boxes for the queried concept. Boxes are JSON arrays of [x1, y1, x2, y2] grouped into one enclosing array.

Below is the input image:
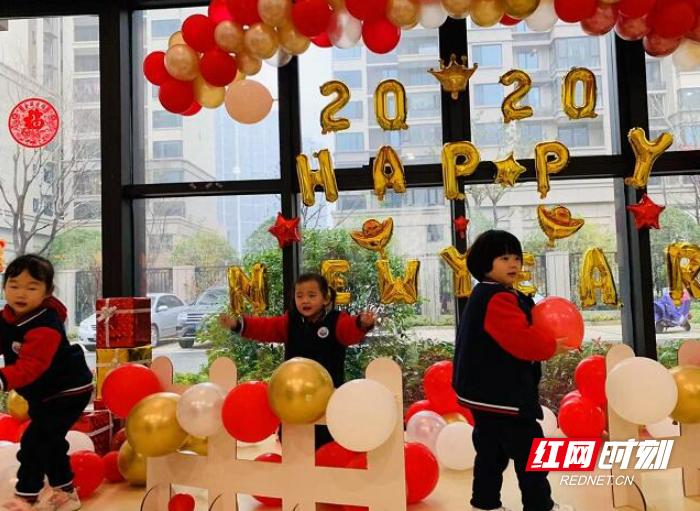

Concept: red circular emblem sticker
[[8, 98, 60, 148]]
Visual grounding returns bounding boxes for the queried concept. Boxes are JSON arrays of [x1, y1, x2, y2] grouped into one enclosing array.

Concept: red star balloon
[[626, 194, 665, 230], [268, 212, 301, 248], [453, 216, 469, 239]]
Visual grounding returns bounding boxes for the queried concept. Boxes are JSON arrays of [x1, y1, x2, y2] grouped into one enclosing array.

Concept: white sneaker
[[32, 489, 80, 511], [552, 505, 575, 511]]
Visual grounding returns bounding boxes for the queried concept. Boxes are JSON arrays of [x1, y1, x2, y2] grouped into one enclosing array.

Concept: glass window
[[74, 49, 99, 72], [472, 44, 502, 68], [343, 101, 363, 120], [335, 70, 363, 88], [332, 45, 361, 60], [399, 35, 439, 56], [474, 84, 503, 106], [336, 133, 364, 152], [515, 47, 539, 70], [558, 125, 590, 147], [679, 88, 700, 110], [153, 111, 183, 129], [473, 122, 505, 146], [151, 19, 181, 38], [398, 62, 435, 86], [554, 37, 600, 69], [74, 18, 98, 42], [646, 60, 664, 90], [153, 140, 183, 159], [73, 77, 100, 103], [411, 92, 441, 119], [74, 108, 100, 134], [519, 122, 544, 146]]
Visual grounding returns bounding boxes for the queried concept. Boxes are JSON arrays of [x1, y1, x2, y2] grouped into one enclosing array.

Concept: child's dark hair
[[3, 254, 55, 292], [294, 273, 337, 307], [467, 230, 523, 282]]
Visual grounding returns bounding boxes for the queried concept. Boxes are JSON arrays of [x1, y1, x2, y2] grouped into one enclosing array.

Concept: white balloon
[[328, 9, 362, 49], [419, 0, 448, 29], [526, 0, 557, 32], [176, 382, 226, 438], [435, 422, 475, 471], [606, 357, 678, 425], [406, 411, 447, 454], [326, 379, 397, 452], [538, 406, 558, 437], [646, 417, 680, 438], [265, 47, 293, 68], [66, 431, 95, 454], [673, 39, 700, 71]]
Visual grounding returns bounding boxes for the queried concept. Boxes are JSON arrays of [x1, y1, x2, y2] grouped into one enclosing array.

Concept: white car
[[78, 293, 187, 351]]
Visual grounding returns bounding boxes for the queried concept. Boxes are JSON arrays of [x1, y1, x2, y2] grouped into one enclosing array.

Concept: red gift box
[[96, 297, 151, 348], [71, 410, 112, 456]]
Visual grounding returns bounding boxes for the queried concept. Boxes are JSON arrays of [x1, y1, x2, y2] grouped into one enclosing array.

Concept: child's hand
[[554, 338, 573, 356], [358, 310, 377, 330], [218, 313, 238, 331]]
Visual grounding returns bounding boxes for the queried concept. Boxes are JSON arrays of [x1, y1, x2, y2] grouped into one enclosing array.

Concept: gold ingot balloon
[[504, 0, 539, 19], [500, 69, 533, 123], [227, 264, 268, 315], [665, 242, 700, 306], [441, 0, 471, 18], [165, 44, 200, 81], [258, 0, 292, 27], [126, 392, 187, 458], [7, 391, 28, 422], [579, 247, 620, 308], [441, 141, 480, 200], [244, 23, 279, 60], [350, 218, 394, 258], [443, 412, 468, 424], [320, 80, 351, 134], [670, 366, 700, 423], [439, 246, 472, 298], [168, 31, 185, 48], [377, 259, 420, 304], [470, 0, 505, 27], [537, 205, 584, 248], [117, 441, 147, 486], [535, 141, 569, 199], [374, 79, 408, 131], [214, 21, 245, 53], [625, 128, 674, 189], [296, 149, 339, 207], [373, 146, 407, 201], [562, 67, 598, 120], [321, 259, 352, 305], [268, 357, 335, 424], [179, 435, 208, 456], [387, 0, 420, 27], [236, 51, 263, 76], [193, 76, 225, 108], [278, 23, 310, 55], [515, 252, 537, 297]]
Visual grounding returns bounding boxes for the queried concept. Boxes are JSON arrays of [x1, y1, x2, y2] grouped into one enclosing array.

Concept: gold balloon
[[374, 79, 408, 131], [535, 141, 570, 199], [7, 391, 28, 422], [493, 152, 526, 187], [268, 358, 335, 424], [624, 128, 674, 189], [470, 0, 505, 27], [443, 412, 468, 424], [244, 23, 279, 60], [118, 441, 147, 486], [126, 392, 187, 458], [320, 80, 351, 134], [515, 252, 537, 297], [165, 44, 200, 81], [441, 141, 480, 200], [377, 259, 420, 304], [258, 0, 292, 27], [168, 31, 185, 48], [236, 51, 262, 76], [296, 149, 339, 207], [537, 205, 584, 247], [562, 67, 598, 120], [350, 218, 394, 258], [441, 0, 471, 18], [439, 246, 472, 298], [500, 69, 533, 123], [373, 146, 407, 201], [670, 366, 700, 423], [665, 242, 700, 306], [321, 260, 352, 305], [214, 21, 245, 53], [227, 264, 268, 315], [278, 23, 310, 55], [579, 247, 619, 308], [193, 76, 225, 108], [388, 0, 420, 27], [180, 435, 208, 456], [504, 0, 539, 18]]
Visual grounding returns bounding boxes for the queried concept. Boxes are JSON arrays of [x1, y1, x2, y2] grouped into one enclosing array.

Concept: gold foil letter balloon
[[625, 128, 674, 189], [439, 246, 472, 298], [441, 141, 480, 200], [535, 141, 570, 199], [376, 259, 420, 304], [373, 146, 407, 200], [499, 69, 533, 123], [296, 149, 339, 207], [321, 259, 352, 305], [227, 263, 268, 315], [665, 242, 700, 306], [320, 80, 351, 134], [579, 247, 620, 308], [562, 67, 598, 120], [515, 252, 537, 297], [374, 79, 408, 131], [536, 205, 584, 247]]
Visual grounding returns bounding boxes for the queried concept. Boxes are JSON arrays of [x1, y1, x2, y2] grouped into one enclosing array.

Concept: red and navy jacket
[[0, 297, 93, 403], [235, 309, 370, 388], [452, 282, 556, 419]]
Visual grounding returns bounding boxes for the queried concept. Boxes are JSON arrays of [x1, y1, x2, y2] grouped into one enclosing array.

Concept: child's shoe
[[32, 489, 80, 511], [0, 498, 34, 511]]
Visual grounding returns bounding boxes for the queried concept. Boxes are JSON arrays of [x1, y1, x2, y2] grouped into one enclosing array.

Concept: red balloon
[[102, 451, 124, 483], [221, 381, 280, 443], [560, 389, 582, 408], [362, 18, 401, 54], [70, 451, 105, 498], [346, 0, 388, 21], [650, 0, 696, 38], [181, 101, 203, 116], [226, 0, 261, 26], [311, 31, 333, 47], [404, 400, 436, 423], [531, 297, 584, 349], [554, 0, 597, 23], [209, 0, 234, 23], [618, 0, 656, 18], [615, 15, 651, 40], [643, 32, 681, 56], [581, 3, 618, 35], [200, 49, 238, 87], [292, 0, 333, 37], [500, 14, 521, 25], [558, 398, 606, 438], [143, 51, 171, 86], [253, 453, 282, 506], [687, 15, 700, 41], [101, 363, 163, 418], [316, 441, 366, 468], [110, 428, 127, 452], [0, 415, 23, 442], [168, 493, 195, 511], [423, 361, 458, 411], [405, 442, 439, 504], [182, 14, 216, 52], [574, 355, 607, 407]]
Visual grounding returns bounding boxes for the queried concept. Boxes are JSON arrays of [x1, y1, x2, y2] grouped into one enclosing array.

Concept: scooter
[[653, 292, 692, 333]]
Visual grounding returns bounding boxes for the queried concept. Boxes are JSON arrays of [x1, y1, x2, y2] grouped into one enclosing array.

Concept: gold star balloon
[[494, 153, 526, 187]]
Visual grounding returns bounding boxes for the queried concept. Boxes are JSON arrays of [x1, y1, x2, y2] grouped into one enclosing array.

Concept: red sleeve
[[0, 327, 61, 391], [484, 292, 556, 361], [336, 312, 369, 347], [240, 313, 289, 343]]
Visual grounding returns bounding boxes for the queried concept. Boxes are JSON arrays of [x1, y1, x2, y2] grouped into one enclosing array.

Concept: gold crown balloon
[[428, 54, 478, 100]]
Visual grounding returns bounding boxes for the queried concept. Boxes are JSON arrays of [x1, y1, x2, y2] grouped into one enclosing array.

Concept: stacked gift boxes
[[71, 409, 113, 456]]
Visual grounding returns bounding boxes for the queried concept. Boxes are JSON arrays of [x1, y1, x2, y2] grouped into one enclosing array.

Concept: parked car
[[176, 286, 229, 348], [78, 293, 187, 351]]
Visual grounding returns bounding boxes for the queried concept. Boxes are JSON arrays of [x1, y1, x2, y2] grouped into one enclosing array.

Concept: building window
[[646, 60, 664, 90], [554, 37, 600, 69], [74, 201, 101, 220], [153, 111, 183, 129], [368, 67, 398, 86], [153, 169, 185, 183], [337, 194, 367, 211], [153, 200, 186, 217], [152, 19, 181, 38], [515, 48, 539, 70], [473, 123, 505, 146], [681, 126, 700, 147], [474, 84, 503, 106], [73, 77, 100, 103], [43, 163, 55, 183], [74, 20, 98, 42], [519, 123, 544, 146], [400, 124, 441, 146], [32, 196, 54, 216], [558, 125, 590, 147], [648, 93, 666, 119], [74, 109, 100, 134], [399, 37, 439, 56], [153, 140, 183, 159], [398, 64, 435, 86], [149, 234, 173, 250], [679, 88, 700, 109], [472, 44, 502, 67], [522, 86, 540, 108], [336, 133, 364, 152], [427, 224, 443, 242], [411, 92, 440, 118], [332, 46, 361, 60], [343, 101, 363, 120], [74, 50, 99, 72], [335, 70, 362, 88], [73, 139, 101, 159]]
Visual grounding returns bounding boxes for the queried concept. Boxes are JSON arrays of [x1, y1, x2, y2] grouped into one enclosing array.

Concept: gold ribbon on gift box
[[95, 346, 152, 399], [96, 298, 151, 348]]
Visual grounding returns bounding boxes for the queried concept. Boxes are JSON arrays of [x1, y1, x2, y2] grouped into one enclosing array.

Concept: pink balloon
[[224, 80, 273, 124]]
